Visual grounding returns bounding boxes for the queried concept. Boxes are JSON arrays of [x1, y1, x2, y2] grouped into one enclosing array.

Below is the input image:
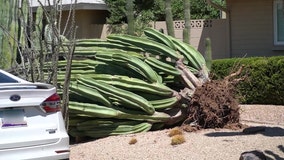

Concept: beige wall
[[47, 0, 284, 59], [153, 20, 230, 59], [227, 0, 284, 57], [59, 0, 284, 59], [93, 20, 229, 60], [58, 10, 229, 59], [60, 10, 108, 39]]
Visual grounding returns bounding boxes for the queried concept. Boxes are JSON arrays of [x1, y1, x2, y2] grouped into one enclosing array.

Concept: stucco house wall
[[30, 0, 108, 39], [60, 10, 108, 39], [227, 0, 284, 57]]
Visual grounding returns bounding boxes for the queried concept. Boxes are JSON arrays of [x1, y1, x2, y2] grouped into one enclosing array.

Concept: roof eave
[[31, 3, 107, 12]]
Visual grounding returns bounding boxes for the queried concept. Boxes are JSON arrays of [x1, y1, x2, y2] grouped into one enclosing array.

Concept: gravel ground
[[70, 105, 284, 160]]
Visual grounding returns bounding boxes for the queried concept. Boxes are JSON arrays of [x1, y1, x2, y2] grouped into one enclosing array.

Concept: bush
[[211, 56, 284, 105]]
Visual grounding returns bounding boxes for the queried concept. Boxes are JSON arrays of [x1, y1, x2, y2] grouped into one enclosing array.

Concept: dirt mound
[[183, 77, 243, 131]]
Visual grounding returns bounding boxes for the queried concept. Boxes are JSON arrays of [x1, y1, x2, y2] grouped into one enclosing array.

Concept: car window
[[0, 72, 18, 83]]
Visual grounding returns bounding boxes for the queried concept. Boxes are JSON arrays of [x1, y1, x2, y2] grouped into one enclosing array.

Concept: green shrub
[[211, 56, 284, 105]]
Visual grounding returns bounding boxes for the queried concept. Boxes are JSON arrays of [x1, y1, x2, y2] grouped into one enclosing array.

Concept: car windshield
[[0, 72, 18, 83]]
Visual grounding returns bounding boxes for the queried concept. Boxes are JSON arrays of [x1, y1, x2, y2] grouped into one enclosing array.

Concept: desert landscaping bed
[[70, 105, 284, 160]]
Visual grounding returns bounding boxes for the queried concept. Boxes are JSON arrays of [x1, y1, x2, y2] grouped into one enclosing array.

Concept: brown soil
[[183, 79, 242, 130]]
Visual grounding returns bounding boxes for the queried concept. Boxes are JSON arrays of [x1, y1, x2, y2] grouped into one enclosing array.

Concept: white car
[[0, 69, 70, 160]]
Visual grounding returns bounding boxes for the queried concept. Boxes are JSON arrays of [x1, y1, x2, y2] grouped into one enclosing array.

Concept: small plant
[[171, 134, 186, 145], [129, 137, 137, 145], [168, 127, 183, 137]]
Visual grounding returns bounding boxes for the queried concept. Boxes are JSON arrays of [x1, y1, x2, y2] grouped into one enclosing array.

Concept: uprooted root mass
[[184, 79, 241, 129]]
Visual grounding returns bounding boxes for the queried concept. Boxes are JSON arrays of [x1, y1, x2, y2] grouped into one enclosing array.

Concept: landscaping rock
[[239, 150, 267, 160]]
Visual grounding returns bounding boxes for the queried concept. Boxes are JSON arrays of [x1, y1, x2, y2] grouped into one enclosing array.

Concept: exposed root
[[182, 66, 246, 130]]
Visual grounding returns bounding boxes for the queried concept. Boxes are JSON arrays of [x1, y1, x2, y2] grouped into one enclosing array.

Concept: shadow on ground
[[205, 126, 284, 160], [264, 145, 284, 160], [205, 126, 284, 137]]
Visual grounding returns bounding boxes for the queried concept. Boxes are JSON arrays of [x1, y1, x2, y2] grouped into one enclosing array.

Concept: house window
[[274, 0, 284, 45]]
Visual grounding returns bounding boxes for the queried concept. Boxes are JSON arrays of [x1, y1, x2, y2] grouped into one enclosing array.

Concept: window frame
[[273, 0, 284, 45]]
